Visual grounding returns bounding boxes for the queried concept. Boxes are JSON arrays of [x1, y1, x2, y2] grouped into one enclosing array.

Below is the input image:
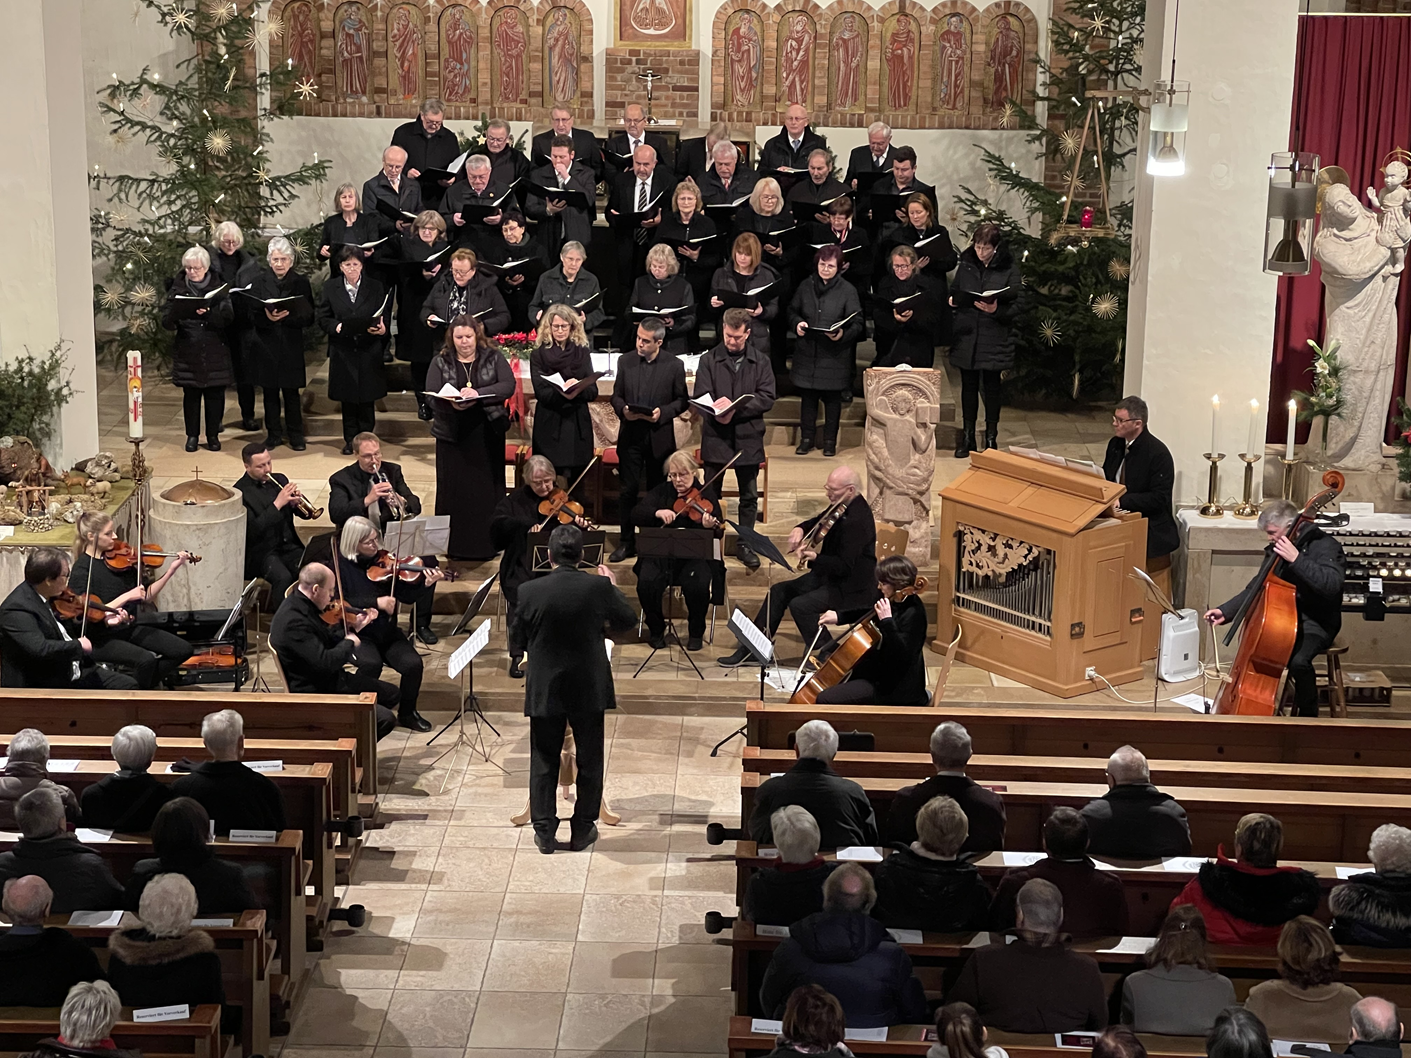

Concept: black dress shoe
[[263, 435, 283, 450], [241, 417, 261, 431], [290, 437, 307, 451], [341, 443, 355, 455], [647, 634, 667, 650], [415, 626, 439, 645], [534, 832, 557, 855], [568, 824, 599, 851], [795, 439, 815, 455], [608, 544, 635, 563], [737, 544, 761, 571], [687, 636, 704, 651], [417, 402, 433, 422], [185, 437, 199, 453], [206, 436, 222, 452], [508, 657, 525, 679], [822, 445, 837, 458], [717, 646, 751, 668], [399, 710, 432, 733]]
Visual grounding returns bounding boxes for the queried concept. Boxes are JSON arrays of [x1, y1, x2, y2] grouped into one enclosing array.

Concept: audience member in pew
[[1171, 813, 1320, 946], [1329, 824, 1411, 949], [123, 798, 257, 915], [872, 795, 990, 933], [1092, 1027, 1146, 1058], [77, 726, 173, 834], [759, 862, 928, 1028], [748, 720, 878, 850], [0, 790, 123, 914], [18, 981, 140, 1058], [1243, 916, 1362, 1043], [947, 878, 1108, 1033], [1344, 997, 1403, 1058], [0, 877, 105, 1007], [170, 709, 287, 836], [0, 728, 80, 831], [989, 808, 1128, 939], [766, 985, 852, 1058], [929, 1001, 1009, 1058], [743, 806, 839, 927], [886, 722, 1006, 854], [1206, 1007, 1274, 1058], [1078, 745, 1191, 860], [1119, 905, 1235, 1036], [107, 874, 229, 1033]]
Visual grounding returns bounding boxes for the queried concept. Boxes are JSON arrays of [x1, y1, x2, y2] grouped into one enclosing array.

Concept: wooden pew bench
[[0, 1004, 222, 1058], [744, 701, 1411, 766]]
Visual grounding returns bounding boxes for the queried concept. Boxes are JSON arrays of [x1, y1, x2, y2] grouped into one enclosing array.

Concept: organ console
[[1324, 514, 1411, 617]]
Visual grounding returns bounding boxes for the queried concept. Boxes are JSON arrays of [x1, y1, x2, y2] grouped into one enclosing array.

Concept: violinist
[[70, 512, 195, 691], [1205, 499, 1346, 718], [268, 563, 399, 740], [0, 548, 136, 689], [235, 442, 312, 604], [718, 466, 876, 666], [336, 516, 446, 732], [814, 555, 929, 705], [633, 450, 722, 652]]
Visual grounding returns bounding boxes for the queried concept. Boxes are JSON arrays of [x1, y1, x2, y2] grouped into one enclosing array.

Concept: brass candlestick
[[1278, 455, 1303, 502], [128, 437, 147, 484], [1199, 452, 1225, 518], [1233, 453, 1261, 518]]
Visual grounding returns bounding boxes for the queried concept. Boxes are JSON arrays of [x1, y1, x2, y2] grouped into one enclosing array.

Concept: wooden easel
[[509, 725, 621, 826]]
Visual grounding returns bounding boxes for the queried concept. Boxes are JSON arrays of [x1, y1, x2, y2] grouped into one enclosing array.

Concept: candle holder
[[1278, 455, 1303, 503], [1232, 453, 1261, 518], [128, 437, 147, 484], [1199, 452, 1225, 517]]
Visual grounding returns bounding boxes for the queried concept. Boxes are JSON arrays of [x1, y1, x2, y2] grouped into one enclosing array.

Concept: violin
[[789, 577, 928, 705], [535, 458, 598, 532], [793, 496, 851, 569], [672, 454, 739, 525], [320, 599, 368, 626], [367, 549, 458, 584], [51, 590, 128, 624], [103, 541, 202, 570], [182, 644, 238, 669]]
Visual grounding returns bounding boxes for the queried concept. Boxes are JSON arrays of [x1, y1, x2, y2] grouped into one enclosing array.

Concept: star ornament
[[205, 129, 233, 156], [1091, 293, 1121, 320], [253, 163, 272, 183], [1038, 318, 1061, 346], [294, 77, 318, 100], [98, 287, 126, 310], [129, 283, 157, 306], [997, 102, 1018, 129], [264, 14, 283, 39], [1107, 257, 1130, 280], [1086, 13, 1110, 35], [168, 5, 194, 29], [1058, 129, 1083, 158], [205, 0, 235, 24]]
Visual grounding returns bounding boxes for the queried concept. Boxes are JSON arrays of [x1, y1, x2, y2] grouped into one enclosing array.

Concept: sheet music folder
[[637, 526, 716, 561]]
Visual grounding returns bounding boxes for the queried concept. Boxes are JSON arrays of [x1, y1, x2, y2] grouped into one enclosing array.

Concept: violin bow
[[535, 455, 599, 532], [330, 534, 352, 640], [79, 526, 98, 640]]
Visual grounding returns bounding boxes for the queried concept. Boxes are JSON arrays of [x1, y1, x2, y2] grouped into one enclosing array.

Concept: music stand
[[384, 515, 451, 658], [528, 529, 606, 571], [632, 527, 715, 680], [432, 573, 500, 746], [223, 579, 268, 692], [429, 618, 501, 791]]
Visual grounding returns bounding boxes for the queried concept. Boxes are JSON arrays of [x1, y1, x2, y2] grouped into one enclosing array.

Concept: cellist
[[1205, 499, 1346, 718], [813, 555, 929, 705]]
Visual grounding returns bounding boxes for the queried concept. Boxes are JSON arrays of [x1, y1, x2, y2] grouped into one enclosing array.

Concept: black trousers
[[504, 579, 527, 660], [637, 556, 712, 638], [236, 383, 258, 423], [397, 578, 437, 632], [1288, 618, 1335, 718], [352, 624, 423, 715], [529, 707, 604, 841], [341, 402, 377, 442], [752, 571, 831, 649], [617, 442, 666, 545], [959, 368, 1003, 428], [256, 544, 307, 607], [798, 389, 842, 448], [76, 664, 138, 691], [816, 678, 880, 704], [705, 462, 759, 532], [335, 671, 399, 738], [262, 387, 305, 441], [182, 386, 225, 439], [90, 624, 191, 690]]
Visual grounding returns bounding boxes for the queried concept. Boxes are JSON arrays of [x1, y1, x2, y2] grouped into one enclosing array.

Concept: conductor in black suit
[[235, 442, 310, 604], [510, 525, 637, 855], [531, 106, 604, 183]]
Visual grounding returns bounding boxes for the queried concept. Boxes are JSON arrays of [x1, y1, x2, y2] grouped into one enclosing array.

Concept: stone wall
[[603, 48, 701, 123]]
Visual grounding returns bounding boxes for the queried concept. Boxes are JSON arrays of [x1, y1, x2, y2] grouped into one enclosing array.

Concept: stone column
[[1124, 0, 1300, 507], [863, 367, 940, 565], [0, 0, 100, 468]]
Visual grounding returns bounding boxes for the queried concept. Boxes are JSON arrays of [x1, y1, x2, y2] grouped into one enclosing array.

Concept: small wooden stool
[[1325, 642, 1349, 719], [510, 726, 621, 826]]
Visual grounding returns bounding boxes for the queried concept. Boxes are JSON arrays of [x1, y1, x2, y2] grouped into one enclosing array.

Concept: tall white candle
[[1210, 395, 1220, 456], [126, 350, 143, 440], [1286, 399, 1298, 460], [1246, 399, 1260, 457]]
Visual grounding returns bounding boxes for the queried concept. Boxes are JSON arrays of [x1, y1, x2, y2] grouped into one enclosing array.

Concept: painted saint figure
[[495, 11, 528, 102], [987, 14, 1023, 108], [885, 17, 916, 110], [336, 4, 371, 99], [831, 14, 863, 111], [779, 14, 813, 108], [727, 13, 762, 108], [390, 6, 421, 101], [546, 8, 580, 103], [286, 1, 318, 75], [441, 6, 476, 102], [937, 14, 968, 112]]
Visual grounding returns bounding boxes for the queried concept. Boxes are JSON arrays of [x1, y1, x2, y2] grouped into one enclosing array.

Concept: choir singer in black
[[241, 236, 315, 450], [235, 442, 314, 604], [317, 247, 388, 453], [634, 450, 723, 652]]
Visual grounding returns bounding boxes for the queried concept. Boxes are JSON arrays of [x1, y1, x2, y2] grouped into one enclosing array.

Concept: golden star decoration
[[98, 287, 126, 310], [111, 209, 131, 225], [109, 130, 133, 150], [1091, 293, 1120, 320], [997, 102, 1018, 129], [129, 283, 157, 306], [1058, 129, 1083, 158], [128, 244, 151, 265], [205, 129, 233, 156], [205, 0, 234, 25], [1107, 258, 1131, 281], [294, 77, 318, 100], [1039, 318, 1061, 346], [243, 25, 266, 48], [1086, 13, 1110, 35], [253, 164, 271, 183], [168, 5, 193, 29], [264, 15, 283, 39]]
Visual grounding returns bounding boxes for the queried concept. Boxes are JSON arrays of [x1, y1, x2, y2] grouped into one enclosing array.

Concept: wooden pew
[[0, 689, 380, 796], [745, 701, 1411, 766], [44, 910, 270, 1058], [741, 746, 1411, 797], [0, 1004, 222, 1058], [739, 772, 1411, 862]]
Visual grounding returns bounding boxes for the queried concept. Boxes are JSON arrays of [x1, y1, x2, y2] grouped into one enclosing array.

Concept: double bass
[[1212, 470, 1344, 716]]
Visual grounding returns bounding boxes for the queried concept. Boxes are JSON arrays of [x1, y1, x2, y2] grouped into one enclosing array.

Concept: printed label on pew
[[755, 924, 789, 937], [45, 758, 81, 773], [1335, 866, 1368, 880], [191, 918, 235, 927], [1272, 1042, 1331, 1057], [886, 928, 923, 944], [69, 910, 124, 927], [229, 829, 278, 843], [1096, 936, 1156, 955], [999, 851, 1045, 867], [246, 760, 284, 773], [750, 1019, 783, 1036], [835, 846, 883, 862], [133, 1005, 190, 1023], [1161, 856, 1209, 873], [1056, 1033, 1099, 1049], [75, 828, 113, 843], [844, 1028, 890, 1042], [757, 848, 780, 858]]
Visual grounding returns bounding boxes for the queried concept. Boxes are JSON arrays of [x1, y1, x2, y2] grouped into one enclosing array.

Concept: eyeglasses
[[1112, 416, 1135, 425], [666, 471, 694, 481]]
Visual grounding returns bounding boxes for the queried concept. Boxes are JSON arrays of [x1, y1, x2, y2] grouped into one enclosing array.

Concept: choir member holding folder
[[238, 237, 315, 450], [878, 193, 958, 288], [619, 244, 696, 354], [530, 305, 598, 486], [709, 233, 780, 363], [419, 249, 510, 419], [162, 246, 234, 453], [395, 211, 451, 420], [441, 153, 516, 253], [529, 241, 605, 332], [949, 222, 1022, 456], [872, 245, 942, 369], [653, 180, 719, 351], [479, 211, 547, 332], [426, 315, 517, 560], [524, 135, 597, 259], [789, 245, 863, 457], [317, 247, 389, 453], [209, 221, 262, 432], [319, 183, 383, 278]]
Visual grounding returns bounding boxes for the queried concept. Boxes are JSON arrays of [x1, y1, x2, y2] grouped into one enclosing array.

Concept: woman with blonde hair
[[709, 232, 780, 358], [622, 243, 697, 354], [319, 182, 381, 277], [653, 178, 719, 349], [735, 176, 789, 262], [1244, 916, 1363, 1042], [530, 303, 595, 486], [1120, 904, 1235, 1035]]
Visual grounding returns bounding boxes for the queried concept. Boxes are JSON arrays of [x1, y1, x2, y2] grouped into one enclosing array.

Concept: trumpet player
[[237, 442, 320, 603]]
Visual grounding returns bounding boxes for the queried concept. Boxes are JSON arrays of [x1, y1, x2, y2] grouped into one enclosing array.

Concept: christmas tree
[[90, 0, 330, 364], [954, 0, 1145, 402]]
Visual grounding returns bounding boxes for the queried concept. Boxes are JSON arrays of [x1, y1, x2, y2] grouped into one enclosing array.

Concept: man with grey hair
[[747, 720, 876, 850], [0, 729, 79, 830], [0, 789, 123, 913], [699, 137, 757, 206], [1347, 997, 1403, 1058], [606, 103, 675, 173], [23, 980, 129, 1058], [170, 710, 286, 835], [483, 117, 530, 189], [1207, 498, 1345, 717], [1331, 825, 1411, 948], [1079, 744, 1191, 860], [758, 103, 827, 174], [77, 725, 173, 834], [759, 861, 926, 1027], [949, 877, 1108, 1032], [886, 721, 1006, 853], [742, 805, 839, 926], [0, 876, 104, 1006], [442, 153, 514, 252], [846, 121, 896, 187], [391, 97, 462, 211]]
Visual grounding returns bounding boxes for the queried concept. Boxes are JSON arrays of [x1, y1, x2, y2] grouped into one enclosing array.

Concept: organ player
[[1205, 499, 1346, 718], [717, 466, 876, 666], [236, 441, 312, 604]]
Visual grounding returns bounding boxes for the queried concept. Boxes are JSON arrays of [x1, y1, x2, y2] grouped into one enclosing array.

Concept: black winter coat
[[529, 265, 606, 333], [480, 233, 547, 330], [0, 927, 104, 1007], [425, 350, 516, 443], [107, 929, 226, 1030], [239, 269, 315, 389], [758, 126, 828, 173], [748, 758, 878, 850], [1103, 430, 1179, 558], [710, 264, 780, 353], [530, 341, 596, 468], [872, 272, 943, 368], [949, 244, 1023, 372], [0, 835, 124, 914], [319, 212, 382, 277], [1330, 870, 1411, 948], [171, 760, 287, 836], [759, 910, 927, 1028], [420, 270, 511, 343], [162, 272, 235, 388], [789, 273, 863, 391], [626, 274, 696, 355], [692, 343, 777, 466], [882, 222, 959, 287], [79, 769, 173, 833], [803, 222, 872, 292], [1080, 783, 1192, 860], [742, 859, 839, 926], [887, 773, 1007, 853], [124, 849, 258, 915], [394, 233, 451, 364], [317, 276, 388, 402], [871, 846, 991, 933], [1217, 526, 1346, 637]]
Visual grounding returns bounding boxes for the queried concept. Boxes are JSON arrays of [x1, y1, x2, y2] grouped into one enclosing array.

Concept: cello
[[789, 578, 929, 705], [1212, 470, 1345, 716]]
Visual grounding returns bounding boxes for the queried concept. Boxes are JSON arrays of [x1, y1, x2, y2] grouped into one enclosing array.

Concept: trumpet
[[372, 462, 405, 521], [271, 472, 324, 521]]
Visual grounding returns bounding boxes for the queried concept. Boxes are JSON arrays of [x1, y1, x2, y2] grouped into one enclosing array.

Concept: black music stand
[[432, 573, 500, 747], [528, 529, 607, 572], [632, 527, 715, 680]]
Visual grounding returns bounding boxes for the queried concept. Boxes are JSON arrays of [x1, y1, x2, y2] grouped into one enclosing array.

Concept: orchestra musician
[[335, 516, 444, 732], [1205, 500, 1346, 718], [268, 563, 398, 740], [633, 450, 723, 652], [235, 441, 315, 604], [0, 548, 137, 690], [718, 466, 876, 666], [814, 555, 929, 706], [69, 512, 195, 691]]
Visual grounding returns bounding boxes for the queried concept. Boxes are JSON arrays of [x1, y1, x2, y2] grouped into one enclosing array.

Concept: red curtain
[[1269, 15, 1411, 445]]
